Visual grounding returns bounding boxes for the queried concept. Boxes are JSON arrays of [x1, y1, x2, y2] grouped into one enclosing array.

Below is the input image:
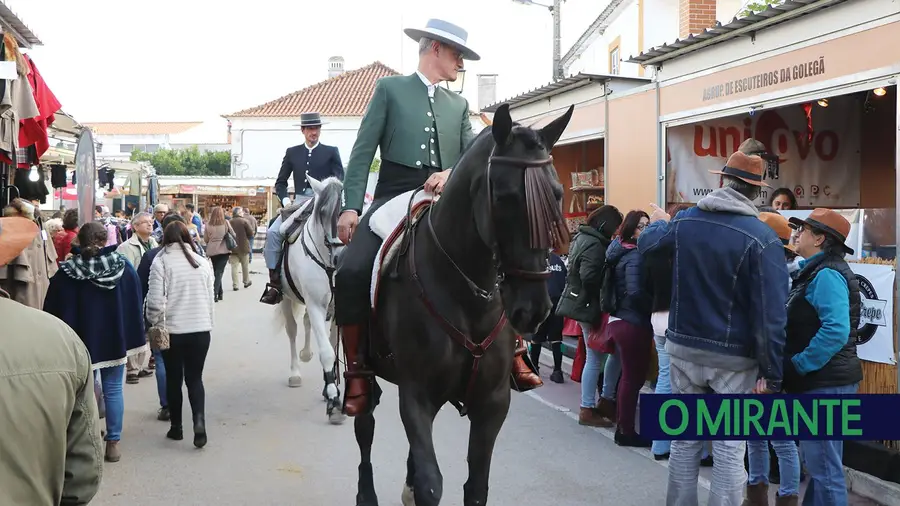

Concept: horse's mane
[[314, 177, 343, 237]]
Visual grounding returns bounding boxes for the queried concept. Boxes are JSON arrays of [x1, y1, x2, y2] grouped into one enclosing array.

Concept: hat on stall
[[709, 151, 771, 188], [293, 112, 325, 128], [404, 19, 481, 61], [0, 216, 39, 266], [758, 212, 794, 253], [788, 208, 854, 255]]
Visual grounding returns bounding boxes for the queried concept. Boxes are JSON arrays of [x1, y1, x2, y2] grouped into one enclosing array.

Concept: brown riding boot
[[511, 336, 543, 392], [341, 324, 373, 416], [259, 269, 283, 305], [741, 483, 769, 506]]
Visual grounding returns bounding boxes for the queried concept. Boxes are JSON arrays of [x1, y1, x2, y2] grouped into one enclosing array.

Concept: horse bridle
[[425, 150, 555, 301]]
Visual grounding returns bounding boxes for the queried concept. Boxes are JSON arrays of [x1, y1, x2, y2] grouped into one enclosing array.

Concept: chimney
[[679, 0, 717, 38], [327, 56, 345, 79], [477, 74, 498, 111]]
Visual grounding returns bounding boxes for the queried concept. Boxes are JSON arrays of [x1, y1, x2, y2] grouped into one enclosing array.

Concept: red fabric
[[18, 55, 62, 166], [571, 333, 586, 382], [586, 313, 614, 353], [53, 229, 76, 265], [562, 317, 581, 337]]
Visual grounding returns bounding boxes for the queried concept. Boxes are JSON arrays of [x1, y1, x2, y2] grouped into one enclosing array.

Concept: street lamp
[[442, 69, 466, 94], [512, 0, 563, 81]]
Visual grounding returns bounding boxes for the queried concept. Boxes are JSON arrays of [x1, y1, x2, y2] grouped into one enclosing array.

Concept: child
[[529, 249, 568, 383]]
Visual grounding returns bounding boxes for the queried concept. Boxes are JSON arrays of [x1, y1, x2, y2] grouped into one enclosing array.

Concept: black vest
[[783, 253, 863, 392]]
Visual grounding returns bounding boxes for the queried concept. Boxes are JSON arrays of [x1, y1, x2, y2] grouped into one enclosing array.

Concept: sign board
[[848, 262, 895, 365], [74, 130, 96, 226], [667, 97, 861, 207], [158, 184, 262, 196]]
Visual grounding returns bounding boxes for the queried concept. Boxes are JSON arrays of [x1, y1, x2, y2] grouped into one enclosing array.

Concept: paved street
[[88, 259, 876, 505]]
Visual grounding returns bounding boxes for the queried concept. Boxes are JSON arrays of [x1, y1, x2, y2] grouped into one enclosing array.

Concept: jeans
[[800, 383, 858, 506], [579, 322, 621, 408], [161, 332, 211, 428], [666, 355, 757, 506], [748, 439, 800, 496], [153, 348, 168, 408], [95, 364, 125, 441], [606, 319, 652, 435], [210, 254, 229, 297], [651, 335, 713, 459], [264, 215, 284, 270]]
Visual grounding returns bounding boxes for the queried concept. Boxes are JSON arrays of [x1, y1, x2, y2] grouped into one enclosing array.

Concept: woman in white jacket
[[146, 221, 214, 448]]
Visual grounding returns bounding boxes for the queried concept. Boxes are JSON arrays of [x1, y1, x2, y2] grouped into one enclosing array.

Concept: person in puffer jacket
[[602, 210, 653, 447]]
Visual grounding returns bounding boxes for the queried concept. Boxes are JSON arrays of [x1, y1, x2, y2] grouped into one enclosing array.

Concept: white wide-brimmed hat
[[404, 18, 480, 61]]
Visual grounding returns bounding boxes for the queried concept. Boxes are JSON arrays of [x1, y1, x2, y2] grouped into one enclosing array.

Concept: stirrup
[[259, 284, 283, 305]]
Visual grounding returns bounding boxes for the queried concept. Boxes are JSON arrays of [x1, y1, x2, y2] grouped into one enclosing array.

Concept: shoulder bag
[[146, 253, 170, 350], [223, 223, 237, 251]]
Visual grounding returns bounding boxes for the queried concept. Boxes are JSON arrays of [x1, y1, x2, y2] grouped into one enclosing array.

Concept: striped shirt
[[146, 245, 214, 334]]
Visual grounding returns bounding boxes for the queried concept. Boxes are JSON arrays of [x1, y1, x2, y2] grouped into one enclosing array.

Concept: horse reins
[[408, 150, 560, 416]]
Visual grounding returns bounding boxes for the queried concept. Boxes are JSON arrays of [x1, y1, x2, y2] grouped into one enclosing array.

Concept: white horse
[[274, 175, 347, 425]]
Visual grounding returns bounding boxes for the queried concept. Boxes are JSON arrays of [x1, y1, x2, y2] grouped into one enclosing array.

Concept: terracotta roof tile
[[83, 122, 202, 136], [225, 61, 401, 118]]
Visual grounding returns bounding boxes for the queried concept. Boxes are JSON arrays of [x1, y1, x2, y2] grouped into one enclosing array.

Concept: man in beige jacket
[[117, 212, 157, 384], [0, 215, 103, 505]]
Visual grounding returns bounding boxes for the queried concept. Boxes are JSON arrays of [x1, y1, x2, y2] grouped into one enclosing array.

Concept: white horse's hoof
[[328, 412, 346, 425], [401, 484, 415, 506], [288, 376, 303, 388], [299, 349, 314, 362]]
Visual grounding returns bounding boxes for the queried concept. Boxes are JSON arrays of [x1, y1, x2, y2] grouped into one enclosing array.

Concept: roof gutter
[[633, 0, 844, 67], [560, 0, 628, 73]]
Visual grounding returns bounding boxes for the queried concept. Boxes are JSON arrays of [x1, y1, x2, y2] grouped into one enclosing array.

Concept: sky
[[8, 0, 607, 125]]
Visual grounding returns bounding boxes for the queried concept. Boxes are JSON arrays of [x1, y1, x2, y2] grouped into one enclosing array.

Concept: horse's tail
[[273, 298, 304, 335]]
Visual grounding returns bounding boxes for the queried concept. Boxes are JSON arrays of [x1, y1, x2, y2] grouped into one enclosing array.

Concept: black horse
[[355, 103, 574, 506]]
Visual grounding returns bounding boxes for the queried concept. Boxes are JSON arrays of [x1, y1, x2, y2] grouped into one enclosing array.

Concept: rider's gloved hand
[[337, 210, 359, 244]]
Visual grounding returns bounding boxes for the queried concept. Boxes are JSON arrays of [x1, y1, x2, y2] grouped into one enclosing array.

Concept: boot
[[259, 269, 283, 305], [511, 336, 543, 392], [596, 397, 617, 420], [741, 483, 769, 506], [193, 412, 207, 449], [341, 323, 373, 417], [104, 441, 121, 462], [579, 407, 613, 427], [774, 494, 798, 506]]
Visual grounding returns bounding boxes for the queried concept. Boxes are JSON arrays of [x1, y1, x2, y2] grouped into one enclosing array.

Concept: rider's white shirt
[[416, 71, 437, 98]]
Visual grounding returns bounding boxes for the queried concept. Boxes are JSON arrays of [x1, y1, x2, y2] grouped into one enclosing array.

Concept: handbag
[[223, 223, 237, 251], [586, 313, 614, 353], [146, 254, 170, 351]]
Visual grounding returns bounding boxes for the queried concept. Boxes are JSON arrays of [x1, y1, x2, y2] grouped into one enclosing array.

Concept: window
[[119, 144, 134, 153], [609, 46, 620, 75], [144, 144, 160, 153], [608, 36, 621, 75], [122, 144, 161, 154]]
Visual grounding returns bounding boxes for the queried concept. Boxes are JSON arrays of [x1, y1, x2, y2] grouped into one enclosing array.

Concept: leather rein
[[406, 152, 555, 416]]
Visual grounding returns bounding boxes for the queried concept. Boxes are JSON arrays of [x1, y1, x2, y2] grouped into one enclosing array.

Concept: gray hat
[[404, 19, 480, 61], [294, 112, 325, 128]]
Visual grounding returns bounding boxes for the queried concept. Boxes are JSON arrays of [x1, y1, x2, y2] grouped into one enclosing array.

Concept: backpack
[[598, 260, 618, 314]]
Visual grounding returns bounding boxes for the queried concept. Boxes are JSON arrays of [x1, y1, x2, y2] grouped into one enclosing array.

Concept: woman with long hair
[[44, 221, 147, 462], [147, 221, 214, 448], [603, 210, 653, 446], [555, 205, 624, 427], [203, 207, 233, 302]]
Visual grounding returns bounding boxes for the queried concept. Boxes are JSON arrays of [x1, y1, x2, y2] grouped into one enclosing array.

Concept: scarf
[[60, 249, 127, 290]]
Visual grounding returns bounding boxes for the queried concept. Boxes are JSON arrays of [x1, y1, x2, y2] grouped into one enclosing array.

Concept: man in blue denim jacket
[[638, 151, 789, 506]]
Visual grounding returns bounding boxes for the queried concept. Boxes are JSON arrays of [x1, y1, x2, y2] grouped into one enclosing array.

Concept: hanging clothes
[[106, 169, 115, 191], [0, 208, 58, 309], [13, 166, 50, 204], [17, 54, 62, 167], [50, 164, 67, 188], [97, 166, 109, 186]]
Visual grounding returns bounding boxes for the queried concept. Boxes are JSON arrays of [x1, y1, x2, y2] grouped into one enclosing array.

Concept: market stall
[[608, 0, 900, 478], [157, 176, 274, 224]]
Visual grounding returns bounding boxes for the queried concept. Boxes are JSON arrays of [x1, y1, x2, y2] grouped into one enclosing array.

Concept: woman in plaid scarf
[[44, 221, 147, 464]]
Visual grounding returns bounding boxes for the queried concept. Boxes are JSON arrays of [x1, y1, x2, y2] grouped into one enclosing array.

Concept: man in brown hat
[[0, 216, 103, 505], [639, 150, 789, 504], [784, 208, 860, 504]]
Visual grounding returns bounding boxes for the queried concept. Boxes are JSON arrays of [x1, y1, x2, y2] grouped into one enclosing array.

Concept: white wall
[[96, 133, 169, 161], [230, 115, 487, 178], [565, 0, 678, 78]]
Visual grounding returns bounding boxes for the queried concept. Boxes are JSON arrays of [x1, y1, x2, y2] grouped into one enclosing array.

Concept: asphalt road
[[87, 260, 875, 505]]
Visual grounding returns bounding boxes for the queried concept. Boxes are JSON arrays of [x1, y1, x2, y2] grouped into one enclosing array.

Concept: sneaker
[[653, 452, 670, 461], [549, 370, 564, 384], [138, 369, 154, 378], [126, 374, 139, 384], [700, 455, 714, 467]]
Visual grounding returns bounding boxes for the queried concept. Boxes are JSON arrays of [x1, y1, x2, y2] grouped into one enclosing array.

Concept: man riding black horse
[[261, 112, 345, 304], [334, 18, 542, 417]]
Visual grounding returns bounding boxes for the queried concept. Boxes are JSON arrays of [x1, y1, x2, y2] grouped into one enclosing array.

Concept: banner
[[666, 96, 861, 207], [848, 262, 896, 365]]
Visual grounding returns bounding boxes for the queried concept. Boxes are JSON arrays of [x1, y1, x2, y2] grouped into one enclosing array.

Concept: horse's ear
[[539, 104, 574, 149], [306, 175, 324, 194], [491, 103, 513, 147]]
